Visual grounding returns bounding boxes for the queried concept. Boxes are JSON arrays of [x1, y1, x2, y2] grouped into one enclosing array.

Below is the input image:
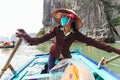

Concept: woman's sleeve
[[76, 32, 119, 53], [25, 26, 57, 45]]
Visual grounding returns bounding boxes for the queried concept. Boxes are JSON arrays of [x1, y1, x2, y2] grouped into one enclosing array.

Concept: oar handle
[[97, 55, 120, 69], [0, 38, 22, 78], [106, 55, 120, 63]]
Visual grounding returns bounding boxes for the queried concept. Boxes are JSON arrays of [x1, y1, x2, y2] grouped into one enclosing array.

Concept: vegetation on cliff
[[37, 28, 45, 36]]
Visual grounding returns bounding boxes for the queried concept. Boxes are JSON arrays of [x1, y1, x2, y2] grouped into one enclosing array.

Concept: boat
[[5, 50, 120, 80], [0, 41, 15, 48]]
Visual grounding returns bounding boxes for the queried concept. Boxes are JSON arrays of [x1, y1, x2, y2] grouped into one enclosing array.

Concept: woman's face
[[56, 12, 69, 19], [56, 12, 74, 29], [56, 12, 71, 27]]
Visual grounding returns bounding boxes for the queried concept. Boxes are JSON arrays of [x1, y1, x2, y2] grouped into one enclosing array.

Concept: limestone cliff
[[42, 0, 120, 43]]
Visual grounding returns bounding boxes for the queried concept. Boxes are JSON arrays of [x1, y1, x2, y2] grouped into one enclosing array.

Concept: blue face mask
[[61, 17, 68, 27]]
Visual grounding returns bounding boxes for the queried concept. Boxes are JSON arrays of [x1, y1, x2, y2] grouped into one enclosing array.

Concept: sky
[[0, 0, 43, 38]]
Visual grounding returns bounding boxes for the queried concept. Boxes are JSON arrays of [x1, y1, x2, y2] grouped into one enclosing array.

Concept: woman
[[16, 8, 120, 72]]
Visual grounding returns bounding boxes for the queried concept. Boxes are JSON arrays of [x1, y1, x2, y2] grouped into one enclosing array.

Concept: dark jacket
[[26, 25, 119, 59]]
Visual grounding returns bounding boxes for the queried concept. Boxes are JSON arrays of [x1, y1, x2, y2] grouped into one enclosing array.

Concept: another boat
[[6, 51, 120, 80], [0, 41, 15, 48]]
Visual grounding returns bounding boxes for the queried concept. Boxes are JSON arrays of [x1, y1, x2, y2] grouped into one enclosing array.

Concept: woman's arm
[[76, 31, 120, 55], [16, 26, 57, 45], [29, 27, 57, 45]]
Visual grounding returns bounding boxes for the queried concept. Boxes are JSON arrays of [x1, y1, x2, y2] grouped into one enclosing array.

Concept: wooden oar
[[0, 38, 22, 78], [97, 55, 120, 69]]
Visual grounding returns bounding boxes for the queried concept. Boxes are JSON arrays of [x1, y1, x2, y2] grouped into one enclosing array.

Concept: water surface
[[0, 41, 120, 79], [37, 41, 120, 75]]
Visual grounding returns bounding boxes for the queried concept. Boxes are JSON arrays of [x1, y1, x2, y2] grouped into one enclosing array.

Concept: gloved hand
[[16, 29, 32, 44], [16, 29, 28, 37]]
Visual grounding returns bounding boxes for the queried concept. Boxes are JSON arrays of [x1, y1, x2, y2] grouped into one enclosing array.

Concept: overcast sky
[[0, 0, 43, 38]]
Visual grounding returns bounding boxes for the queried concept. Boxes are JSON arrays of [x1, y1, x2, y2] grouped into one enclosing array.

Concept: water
[[0, 41, 120, 79], [37, 41, 120, 75], [0, 45, 41, 79], [70, 42, 120, 75]]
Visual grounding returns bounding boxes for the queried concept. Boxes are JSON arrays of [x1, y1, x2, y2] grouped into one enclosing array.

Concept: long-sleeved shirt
[[25, 25, 119, 59]]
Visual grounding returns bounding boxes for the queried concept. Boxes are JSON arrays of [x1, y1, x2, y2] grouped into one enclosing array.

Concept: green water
[[37, 41, 120, 75]]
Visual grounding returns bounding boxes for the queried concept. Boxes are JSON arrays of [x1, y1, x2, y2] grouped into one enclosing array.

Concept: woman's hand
[[16, 29, 32, 45], [16, 29, 28, 37]]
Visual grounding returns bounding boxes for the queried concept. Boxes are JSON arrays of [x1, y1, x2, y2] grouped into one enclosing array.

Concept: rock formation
[[43, 0, 120, 43]]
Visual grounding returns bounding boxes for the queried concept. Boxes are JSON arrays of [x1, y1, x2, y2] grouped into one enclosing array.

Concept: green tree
[[37, 28, 45, 36], [111, 17, 120, 26]]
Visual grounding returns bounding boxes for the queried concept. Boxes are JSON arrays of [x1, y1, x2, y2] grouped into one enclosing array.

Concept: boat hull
[[8, 51, 120, 80], [0, 45, 14, 48]]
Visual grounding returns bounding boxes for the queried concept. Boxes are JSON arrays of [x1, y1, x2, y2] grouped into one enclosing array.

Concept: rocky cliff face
[[43, 0, 120, 43]]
